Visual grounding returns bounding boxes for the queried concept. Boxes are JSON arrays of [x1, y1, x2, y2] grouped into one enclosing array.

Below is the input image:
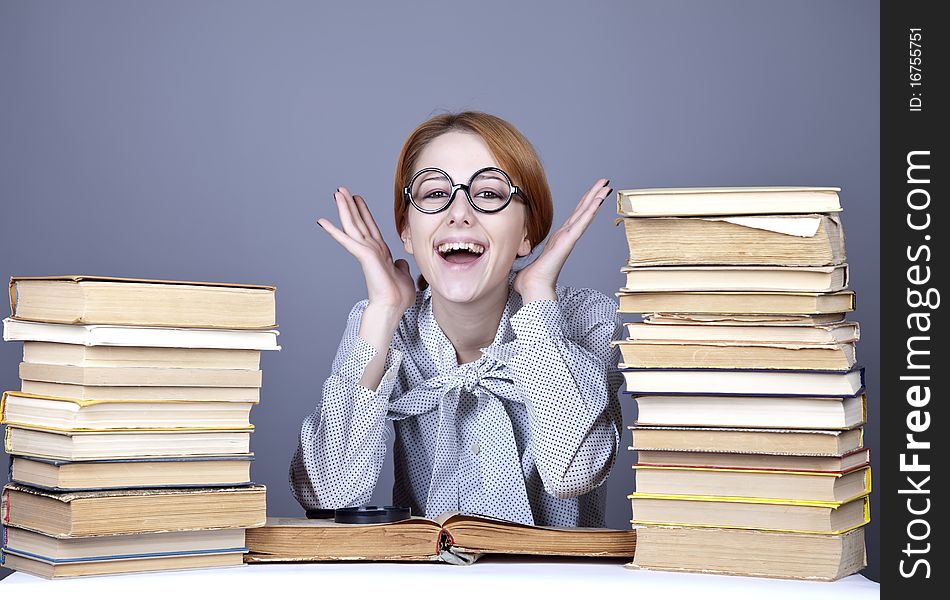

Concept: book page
[[705, 216, 823, 237]]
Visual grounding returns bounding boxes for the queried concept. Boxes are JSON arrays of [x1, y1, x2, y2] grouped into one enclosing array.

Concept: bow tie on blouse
[[387, 353, 535, 525]]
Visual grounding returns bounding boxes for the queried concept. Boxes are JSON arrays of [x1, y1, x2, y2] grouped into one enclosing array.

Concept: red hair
[[393, 111, 554, 290]]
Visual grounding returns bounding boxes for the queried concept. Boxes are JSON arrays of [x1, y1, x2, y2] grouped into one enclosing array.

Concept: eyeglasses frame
[[403, 166, 525, 214]]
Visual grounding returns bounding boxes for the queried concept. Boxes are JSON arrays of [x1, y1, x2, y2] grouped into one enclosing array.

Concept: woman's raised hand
[[513, 178, 613, 304], [317, 187, 416, 315]]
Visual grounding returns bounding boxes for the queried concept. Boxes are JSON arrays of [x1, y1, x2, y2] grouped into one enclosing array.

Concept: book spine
[[438, 528, 453, 556], [8, 277, 16, 317], [627, 491, 866, 509], [2, 488, 10, 525]]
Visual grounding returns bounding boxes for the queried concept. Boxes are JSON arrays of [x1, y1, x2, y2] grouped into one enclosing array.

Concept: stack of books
[[0, 275, 277, 578], [614, 188, 869, 581]]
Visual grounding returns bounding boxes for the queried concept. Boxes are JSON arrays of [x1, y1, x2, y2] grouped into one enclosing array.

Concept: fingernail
[[605, 179, 610, 186], [317, 220, 324, 228], [336, 187, 340, 193]]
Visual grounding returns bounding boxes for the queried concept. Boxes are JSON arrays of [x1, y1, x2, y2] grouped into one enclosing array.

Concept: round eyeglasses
[[403, 166, 525, 214]]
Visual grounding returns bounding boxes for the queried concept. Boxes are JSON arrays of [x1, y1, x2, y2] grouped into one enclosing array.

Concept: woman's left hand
[[513, 178, 613, 304]]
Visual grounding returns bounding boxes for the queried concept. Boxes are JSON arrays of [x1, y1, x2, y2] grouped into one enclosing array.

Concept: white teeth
[[437, 242, 485, 255]]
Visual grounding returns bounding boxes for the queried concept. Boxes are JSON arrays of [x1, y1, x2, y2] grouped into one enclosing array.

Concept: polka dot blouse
[[290, 271, 624, 527]]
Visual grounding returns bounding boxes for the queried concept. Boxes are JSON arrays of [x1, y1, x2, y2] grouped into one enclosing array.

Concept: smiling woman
[[290, 111, 622, 527]]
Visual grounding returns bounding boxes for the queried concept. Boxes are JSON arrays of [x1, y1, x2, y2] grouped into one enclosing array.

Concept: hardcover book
[[623, 319, 860, 344], [3, 318, 280, 350], [1, 391, 255, 431], [620, 213, 845, 266], [628, 492, 870, 534], [16, 382, 260, 402], [617, 290, 855, 316], [613, 340, 856, 371], [9, 455, 254, 491], [1, 483, 267, 537], [9, 275, 276, 329], [245, 513, 637, 565], [20, 341, 263, 370], [19, 362, 262, 387], [619, 264, 849, 293], [631, 393, 866, 429], [629, 425, 864, 456], [628, 526, 866, 581], [4, 426, 252, 461], [0, 548, 246, 579], [615, 186, 842, 217], [631, 464, 872, 502], [642, 313, 849, 325], [632, 448, 871, 472], [619, 366, 865, 397], [1, 527, 248, 579]]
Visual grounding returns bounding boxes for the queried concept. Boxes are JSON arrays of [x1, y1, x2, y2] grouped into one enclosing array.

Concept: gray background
[[0, 0, 880, 582]]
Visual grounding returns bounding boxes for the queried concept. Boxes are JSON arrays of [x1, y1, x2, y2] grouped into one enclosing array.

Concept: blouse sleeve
[[501, 288, 624, 499], [289, 299, 405, 510]]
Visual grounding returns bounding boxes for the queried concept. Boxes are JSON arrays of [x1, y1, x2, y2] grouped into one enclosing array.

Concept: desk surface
[[1, 556, 879, 599]]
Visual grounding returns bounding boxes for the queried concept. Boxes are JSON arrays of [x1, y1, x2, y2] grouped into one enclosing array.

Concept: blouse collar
[[418, 270, 523, 371]]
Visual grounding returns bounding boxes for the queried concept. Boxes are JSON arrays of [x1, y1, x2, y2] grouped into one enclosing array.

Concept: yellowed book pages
[[644, 313, 848, 325], [1, 483, 267, 537], [19, 381, 260, 402], [10, 275, 276, 329], [613, 340, 856, 371], [630, 425, 864, 456], [1, 550, 246, 579], [621, 214, 845, 266], [616, 186, 841, 217], [246, 514, 637, 563], [618, 290, 855, 315], [23, 342, 261, 369], [4, 426, 253, 460], [620, 265, 848, 293], [632, 464, 872, 502], [4, 527, 246, 561], [632, 394, 866, 429], [623, 320, 860, 344], [11, 455, 253, 490], [246, 517, 443, 561], [629, 526, 866, 581], [628, 492, 870, 534], [633, 448, 870, 472], [1, 391, 255, 431], [19, 362, 262, 387]]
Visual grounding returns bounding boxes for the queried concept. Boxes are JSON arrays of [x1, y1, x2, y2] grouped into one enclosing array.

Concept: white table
[[0, 556, 879, 599]]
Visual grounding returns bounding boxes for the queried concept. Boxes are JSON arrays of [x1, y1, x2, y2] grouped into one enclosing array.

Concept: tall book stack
[[613, 188, 869, 581], [0, 276, 277, 578]]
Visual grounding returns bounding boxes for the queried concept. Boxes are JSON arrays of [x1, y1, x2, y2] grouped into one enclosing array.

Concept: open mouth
[[436, 241, 487, 267]]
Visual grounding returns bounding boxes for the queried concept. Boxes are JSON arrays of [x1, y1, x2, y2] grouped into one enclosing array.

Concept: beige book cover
[[9, 275, 277, 329], [616, 186, 842, 217]]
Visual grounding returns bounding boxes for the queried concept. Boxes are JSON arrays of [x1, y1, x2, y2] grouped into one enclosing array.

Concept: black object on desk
[[333, 506, 411, 524], [304, 509, 336, 519]]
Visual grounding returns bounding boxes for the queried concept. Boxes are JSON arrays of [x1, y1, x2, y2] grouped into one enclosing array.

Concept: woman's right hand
[[317, 186, 416, 315]]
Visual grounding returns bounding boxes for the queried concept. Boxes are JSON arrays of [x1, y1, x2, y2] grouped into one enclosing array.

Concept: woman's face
[[401, 130, 531, 304]]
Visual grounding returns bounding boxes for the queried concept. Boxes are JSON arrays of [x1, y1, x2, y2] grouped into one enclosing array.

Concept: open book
[[245, 513, 637, 565]]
